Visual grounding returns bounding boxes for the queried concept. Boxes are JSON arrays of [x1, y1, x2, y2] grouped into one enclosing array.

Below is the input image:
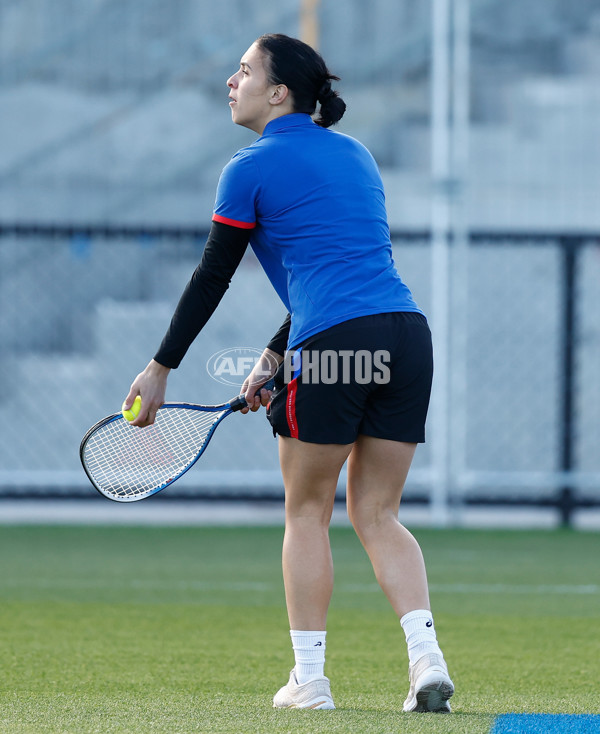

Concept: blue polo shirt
[[213, 113, 422, 349]]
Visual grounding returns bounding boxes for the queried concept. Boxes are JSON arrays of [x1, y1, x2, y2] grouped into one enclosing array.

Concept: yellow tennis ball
[[122, 395, 142, 422]]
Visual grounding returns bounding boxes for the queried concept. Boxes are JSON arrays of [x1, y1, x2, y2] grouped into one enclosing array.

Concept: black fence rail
[[1, 222, 599, 526]]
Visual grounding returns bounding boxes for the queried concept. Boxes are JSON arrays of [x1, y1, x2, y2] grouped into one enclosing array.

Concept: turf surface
[[0, 522, 598, 733]]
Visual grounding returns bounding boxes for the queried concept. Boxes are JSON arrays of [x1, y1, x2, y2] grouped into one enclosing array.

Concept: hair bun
[[317, 80, 335, 102]]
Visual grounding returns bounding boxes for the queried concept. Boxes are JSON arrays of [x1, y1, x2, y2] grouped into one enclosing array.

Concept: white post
[[449, 0, 471, 522], [429, 0, 452, 526]]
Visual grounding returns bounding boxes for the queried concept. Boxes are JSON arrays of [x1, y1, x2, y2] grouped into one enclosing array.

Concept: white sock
[[400, 609, 444, 666], [290, 630, 326, 683]]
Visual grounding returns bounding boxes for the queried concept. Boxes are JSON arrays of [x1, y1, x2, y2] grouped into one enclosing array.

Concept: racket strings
[[83, 407, 228, 499]]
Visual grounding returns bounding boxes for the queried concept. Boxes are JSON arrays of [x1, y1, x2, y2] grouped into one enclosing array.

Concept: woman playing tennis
[[123, 33, 454, 713]]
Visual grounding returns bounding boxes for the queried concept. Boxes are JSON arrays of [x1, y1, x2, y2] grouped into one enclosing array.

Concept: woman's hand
[[122, 359, 171, 427], [239, 348, 282, 414]]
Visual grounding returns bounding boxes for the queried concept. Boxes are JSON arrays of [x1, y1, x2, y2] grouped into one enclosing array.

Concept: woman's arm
[[154, 221, 251, 368], [265, 312, 291, 358], [123, 221, 250, 426], [237, 313, 291, 413]]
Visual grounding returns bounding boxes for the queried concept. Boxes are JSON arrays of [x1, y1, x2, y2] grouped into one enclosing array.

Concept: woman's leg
[[278, 435, 353, 630], [346, 434, 454, 713], [272, 436, 353, 709], [346, 435, 429, 616]]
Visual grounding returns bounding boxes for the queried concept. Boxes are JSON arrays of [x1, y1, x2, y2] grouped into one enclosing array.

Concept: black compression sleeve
[[266, 313, 291, 358], [153, 221, 250, 368]]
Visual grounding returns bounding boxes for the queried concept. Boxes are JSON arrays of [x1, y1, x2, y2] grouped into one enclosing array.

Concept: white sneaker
[[402, 653, 454, 713], [273, 669, 335, 710]]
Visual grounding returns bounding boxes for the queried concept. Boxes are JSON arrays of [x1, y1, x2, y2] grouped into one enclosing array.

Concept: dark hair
[[256, 33, 346, 128]]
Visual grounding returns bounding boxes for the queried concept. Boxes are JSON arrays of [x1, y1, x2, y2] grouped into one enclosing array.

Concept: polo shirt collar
[[262, 113, 314, 135]]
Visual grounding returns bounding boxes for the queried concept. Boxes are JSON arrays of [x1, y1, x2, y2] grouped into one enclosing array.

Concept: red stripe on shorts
[[286, 378, 299, 439]]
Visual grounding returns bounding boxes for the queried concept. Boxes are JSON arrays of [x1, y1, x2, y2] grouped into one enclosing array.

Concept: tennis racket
[[80, 379, 274, 503]]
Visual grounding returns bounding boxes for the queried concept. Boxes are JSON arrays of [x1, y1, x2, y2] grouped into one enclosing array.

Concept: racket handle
[[229, 377, 276, 412]]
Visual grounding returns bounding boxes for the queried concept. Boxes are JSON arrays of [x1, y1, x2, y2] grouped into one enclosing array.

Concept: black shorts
[[266, 312, 433, 444]]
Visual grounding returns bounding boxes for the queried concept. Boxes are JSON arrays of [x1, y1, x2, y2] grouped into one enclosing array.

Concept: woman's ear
[[270, 84, 290, 106]]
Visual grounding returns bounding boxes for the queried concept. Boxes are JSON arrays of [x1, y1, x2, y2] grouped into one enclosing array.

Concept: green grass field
[[0, 522, 598, 733]]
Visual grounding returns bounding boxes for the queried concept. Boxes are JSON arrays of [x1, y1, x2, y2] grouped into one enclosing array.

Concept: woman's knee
[[347, 497, 398, 541], [285, 490, 337, 527]]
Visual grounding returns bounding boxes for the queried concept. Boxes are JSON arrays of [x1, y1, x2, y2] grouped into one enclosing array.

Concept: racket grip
[[229, 377, 275, 413]]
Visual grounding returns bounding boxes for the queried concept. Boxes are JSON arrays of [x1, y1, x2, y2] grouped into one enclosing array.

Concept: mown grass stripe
[[1, 577, 598, 595]]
